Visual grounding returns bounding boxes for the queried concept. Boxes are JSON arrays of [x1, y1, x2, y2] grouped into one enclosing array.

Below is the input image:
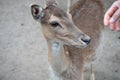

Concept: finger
[[104, 13, 111, 26], [110, 23, 115, 30], [107, 2, 118, 17], [115, 18, 120, 31], [104, 4, 118, 26], [110, 9, 120, 24]]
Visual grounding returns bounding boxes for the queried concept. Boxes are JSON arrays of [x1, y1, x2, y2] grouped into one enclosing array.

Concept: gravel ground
[[0, 0, 120, 80]]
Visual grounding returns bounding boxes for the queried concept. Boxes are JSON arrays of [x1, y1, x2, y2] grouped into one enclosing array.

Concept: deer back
[[67, 0, 104, 62]]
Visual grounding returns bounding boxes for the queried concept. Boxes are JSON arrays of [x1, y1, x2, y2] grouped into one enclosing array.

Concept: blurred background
[[0, 0, 120, 80]]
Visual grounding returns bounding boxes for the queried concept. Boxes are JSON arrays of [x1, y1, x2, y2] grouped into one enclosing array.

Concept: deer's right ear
[[31, 4, 44, 22]]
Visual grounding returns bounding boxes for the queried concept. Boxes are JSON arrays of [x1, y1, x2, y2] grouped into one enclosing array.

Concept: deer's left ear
[[31, 4, 44, 22]]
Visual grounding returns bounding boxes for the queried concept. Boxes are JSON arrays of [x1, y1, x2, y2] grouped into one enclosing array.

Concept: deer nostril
[[81, 38, 91, 44]]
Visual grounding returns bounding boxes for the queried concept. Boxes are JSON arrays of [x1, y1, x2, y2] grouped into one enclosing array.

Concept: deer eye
[[50, 21, 59, 27]]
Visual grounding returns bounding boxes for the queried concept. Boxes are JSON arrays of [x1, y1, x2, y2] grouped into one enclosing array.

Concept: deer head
[[31, 0, 91, 48]]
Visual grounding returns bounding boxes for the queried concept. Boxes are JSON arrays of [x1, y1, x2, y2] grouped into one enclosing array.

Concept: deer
[[30, 0, 103, 80]]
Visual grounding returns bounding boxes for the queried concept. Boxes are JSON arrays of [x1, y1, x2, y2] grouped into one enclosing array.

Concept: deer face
[[31, 2, 91, 48]]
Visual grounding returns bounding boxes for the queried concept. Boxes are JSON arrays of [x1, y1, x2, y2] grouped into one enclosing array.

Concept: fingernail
[[109, 18, 115, 23], [117, 29, 120, 32], [104, 22, 108, 26], [110, 26, 115, 30], [117, 26, 120, 31], [104, 21, 109, 26]]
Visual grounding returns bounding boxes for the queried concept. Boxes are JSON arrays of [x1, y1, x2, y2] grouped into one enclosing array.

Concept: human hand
[[104, 0, 120, 31]]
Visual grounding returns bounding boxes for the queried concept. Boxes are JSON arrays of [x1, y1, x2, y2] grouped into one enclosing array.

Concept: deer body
[[31, 0, 103, 80]]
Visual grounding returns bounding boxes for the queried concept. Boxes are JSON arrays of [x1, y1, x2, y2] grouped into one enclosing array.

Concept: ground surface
[[0, 0, 120, 80]]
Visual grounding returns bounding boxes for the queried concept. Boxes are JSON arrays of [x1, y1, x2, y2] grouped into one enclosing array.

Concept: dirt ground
[[0, 0, 120, 80]]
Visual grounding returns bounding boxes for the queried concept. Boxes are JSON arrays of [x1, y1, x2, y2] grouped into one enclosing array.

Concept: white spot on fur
[[52, 42, 60, 55]]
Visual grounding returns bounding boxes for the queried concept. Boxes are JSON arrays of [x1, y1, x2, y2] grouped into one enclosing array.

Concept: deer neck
[[47, 41, 69, 72], [47, 40, 84, 80]]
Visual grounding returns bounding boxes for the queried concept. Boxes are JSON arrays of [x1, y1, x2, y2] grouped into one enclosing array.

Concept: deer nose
[[81, 38, 91, 44]]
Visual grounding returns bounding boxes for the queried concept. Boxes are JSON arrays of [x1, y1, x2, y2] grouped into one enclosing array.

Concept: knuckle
[[113, 14, 119, 19], [113, 1, 117, 5], [113, 12, 120, 19], [113, 1, 120, 7]]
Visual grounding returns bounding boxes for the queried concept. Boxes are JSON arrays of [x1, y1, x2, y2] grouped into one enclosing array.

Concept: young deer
[[31, 0, 103, 80]]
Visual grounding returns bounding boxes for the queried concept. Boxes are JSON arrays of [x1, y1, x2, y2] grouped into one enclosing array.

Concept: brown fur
[[62, 0, 104, 79], [63, 0, 104, 79], [45, 0, 103, 79], [31, 0, 104, 80], [69, 0, 104, 60]]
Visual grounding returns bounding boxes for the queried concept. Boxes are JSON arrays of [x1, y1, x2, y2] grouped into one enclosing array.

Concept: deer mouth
[[74, 43, 89, 48], [74, 37, 91, 48], [56, 34, 91, 48], [66, 38, 91, 48]]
